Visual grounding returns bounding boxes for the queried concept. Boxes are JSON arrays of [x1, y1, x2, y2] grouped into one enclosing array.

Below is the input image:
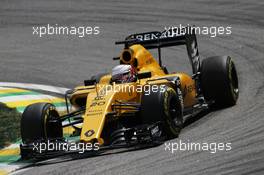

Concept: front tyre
[[140, 85, 183, 138], [20, 103, 63, 159], [21, 103, 62, 144]]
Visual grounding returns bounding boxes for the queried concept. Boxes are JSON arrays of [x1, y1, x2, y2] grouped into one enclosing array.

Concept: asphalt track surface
[[1, 0, 264, 174]]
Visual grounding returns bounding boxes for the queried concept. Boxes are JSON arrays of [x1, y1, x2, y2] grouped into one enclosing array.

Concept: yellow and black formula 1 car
[[20, 27, 239, 159]]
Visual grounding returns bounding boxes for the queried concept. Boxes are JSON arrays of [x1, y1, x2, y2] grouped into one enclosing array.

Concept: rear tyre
[[140, 85, 183, 138], [200, 56, 239, 107]]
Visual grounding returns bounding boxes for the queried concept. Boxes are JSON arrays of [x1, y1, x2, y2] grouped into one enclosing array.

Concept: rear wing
[[115, 27, 200, 74]]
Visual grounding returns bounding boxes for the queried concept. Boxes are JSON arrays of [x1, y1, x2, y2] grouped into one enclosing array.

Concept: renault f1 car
[[20, 26, 239, 159]]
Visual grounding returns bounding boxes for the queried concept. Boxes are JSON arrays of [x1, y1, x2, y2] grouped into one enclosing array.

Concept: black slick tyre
[[200, 56, 239, 107], [140, 85, 183, 138]]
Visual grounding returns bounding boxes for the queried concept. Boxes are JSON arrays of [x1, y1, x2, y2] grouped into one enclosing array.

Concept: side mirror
[[138, 71, 151, 79], [84, 79, 96, 86]]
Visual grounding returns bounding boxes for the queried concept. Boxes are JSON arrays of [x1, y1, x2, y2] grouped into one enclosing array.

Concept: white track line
[[0, 87, 12, 90], [0, 94, 59, 103], [2, 143, 20, 149], [1, 163, 23, 174], [0, 82, 70, 95]]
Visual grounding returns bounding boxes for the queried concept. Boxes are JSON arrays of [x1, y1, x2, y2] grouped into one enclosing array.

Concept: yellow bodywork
[[69, 44, 197, 144]]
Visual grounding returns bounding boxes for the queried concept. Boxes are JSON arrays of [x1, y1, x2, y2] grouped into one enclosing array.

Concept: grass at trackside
[[0, 103, 21, 149]]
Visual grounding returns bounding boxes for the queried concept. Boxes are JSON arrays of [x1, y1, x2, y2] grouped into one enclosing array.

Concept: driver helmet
[[111, 65, 137, 83]]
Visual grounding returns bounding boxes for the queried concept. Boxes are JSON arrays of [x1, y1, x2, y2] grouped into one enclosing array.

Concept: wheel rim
[[230, 61, 239, 98], [46, 108, 62, 139], [169, 97, 182, 128]]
